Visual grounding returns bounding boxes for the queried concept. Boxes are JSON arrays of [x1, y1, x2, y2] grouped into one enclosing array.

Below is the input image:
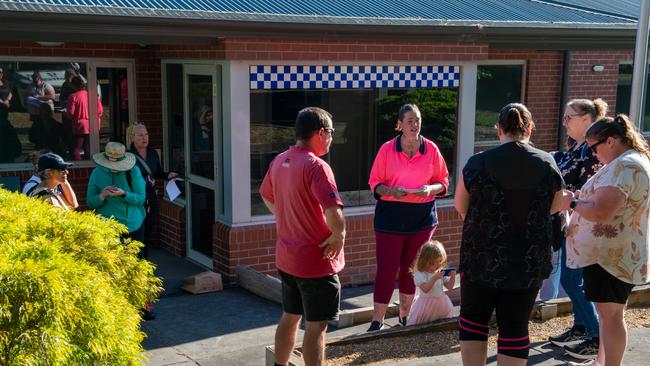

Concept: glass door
[[183, 64, 221, 267]]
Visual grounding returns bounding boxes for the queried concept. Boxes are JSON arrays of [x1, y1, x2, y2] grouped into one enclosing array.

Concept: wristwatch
[[569, 199, 578, 210]]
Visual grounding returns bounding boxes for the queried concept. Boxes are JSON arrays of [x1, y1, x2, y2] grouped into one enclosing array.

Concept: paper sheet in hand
[[165, 178, 184, 201], [401, 188, 424, 194]]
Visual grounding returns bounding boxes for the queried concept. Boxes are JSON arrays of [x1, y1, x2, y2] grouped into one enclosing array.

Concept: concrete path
[[142, 249, 381, 365], [396, 327, 650, 365], [142, 248, 650, 365]]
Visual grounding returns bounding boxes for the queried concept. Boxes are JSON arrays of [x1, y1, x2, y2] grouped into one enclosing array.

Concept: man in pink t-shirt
[[260, 107, 345, 366]]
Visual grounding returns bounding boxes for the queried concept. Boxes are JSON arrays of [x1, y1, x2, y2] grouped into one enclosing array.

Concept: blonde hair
[[411, 240, 447, 274], [125, 122, 147, 148]]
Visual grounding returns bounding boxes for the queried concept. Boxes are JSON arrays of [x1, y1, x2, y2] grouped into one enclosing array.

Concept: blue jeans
[[560, 241, 599, 338], [540, 250, 567, 301]]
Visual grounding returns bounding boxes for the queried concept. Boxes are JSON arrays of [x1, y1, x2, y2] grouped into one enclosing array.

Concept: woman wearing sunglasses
[[561, 115, 650, 366]]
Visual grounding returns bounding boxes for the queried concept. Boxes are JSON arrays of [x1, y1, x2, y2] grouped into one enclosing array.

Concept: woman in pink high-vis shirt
[[367, 104, 449, 331]]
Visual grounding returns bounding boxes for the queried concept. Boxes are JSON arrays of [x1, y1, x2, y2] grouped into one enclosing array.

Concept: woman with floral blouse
[[561, 114, 650, 366], [548, 98, 607, 361]]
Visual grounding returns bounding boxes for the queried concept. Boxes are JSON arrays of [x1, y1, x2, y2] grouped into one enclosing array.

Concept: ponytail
[[497, 103, 534, 141], [586, 114, 650, 159], [567, 98, 608, 122]]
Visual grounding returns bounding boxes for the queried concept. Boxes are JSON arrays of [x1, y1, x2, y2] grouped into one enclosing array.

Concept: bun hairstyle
[[586, 114, 650, 159], [497, 103, 534, 141], [395, 104, 421, 132], [567, 98, 608, 121]]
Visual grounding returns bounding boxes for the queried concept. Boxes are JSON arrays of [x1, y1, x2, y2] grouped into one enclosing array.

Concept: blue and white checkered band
[[249, 65, 460, 90]]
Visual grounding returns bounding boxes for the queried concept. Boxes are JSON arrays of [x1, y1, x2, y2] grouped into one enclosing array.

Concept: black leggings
[[459, 276, 539, 360]]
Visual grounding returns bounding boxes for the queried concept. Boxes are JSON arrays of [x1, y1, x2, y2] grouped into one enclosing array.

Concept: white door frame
[[183, 64, 221, 268]]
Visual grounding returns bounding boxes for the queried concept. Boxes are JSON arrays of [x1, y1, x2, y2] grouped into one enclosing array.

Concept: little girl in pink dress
[[407, 240, 456, 326]]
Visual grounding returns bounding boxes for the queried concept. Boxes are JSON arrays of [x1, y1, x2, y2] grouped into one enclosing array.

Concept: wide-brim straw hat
[[92, 141, 136, 172]]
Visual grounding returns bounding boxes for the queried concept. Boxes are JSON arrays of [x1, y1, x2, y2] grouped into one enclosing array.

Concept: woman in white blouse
[[562, 114, 650, 366]]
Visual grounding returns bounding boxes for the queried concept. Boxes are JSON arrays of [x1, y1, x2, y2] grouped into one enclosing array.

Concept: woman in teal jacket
[[87, 141, 146, 243]]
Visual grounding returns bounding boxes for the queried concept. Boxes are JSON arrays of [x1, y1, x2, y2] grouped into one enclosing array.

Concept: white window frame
[[617, 60, 650, 135], [473, 60, 527, 148], [227, 60, 486, 225]]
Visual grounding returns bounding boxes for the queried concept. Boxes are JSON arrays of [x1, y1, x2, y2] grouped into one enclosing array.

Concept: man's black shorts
[[278, 270, 341, 322], [583, 264, 635, 304]]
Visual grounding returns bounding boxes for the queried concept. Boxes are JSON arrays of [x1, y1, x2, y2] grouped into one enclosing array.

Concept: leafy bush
[[0, 188, 162, 365]]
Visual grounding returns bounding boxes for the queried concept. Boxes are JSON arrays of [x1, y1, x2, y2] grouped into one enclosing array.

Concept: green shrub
[[0, 188, 162, 365]]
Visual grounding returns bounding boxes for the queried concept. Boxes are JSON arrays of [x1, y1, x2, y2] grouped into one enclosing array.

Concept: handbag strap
[[134, 152, 153, 177]]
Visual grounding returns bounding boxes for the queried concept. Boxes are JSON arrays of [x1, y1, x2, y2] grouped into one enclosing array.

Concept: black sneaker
[[564, 338, 599, 360], [143, 309, 156, 321], [367, 321, 385, 332], [549, 326, 586, 347], [399, 316, 407, 326]]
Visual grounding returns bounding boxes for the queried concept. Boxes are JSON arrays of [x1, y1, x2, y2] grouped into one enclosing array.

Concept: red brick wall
[[489, 50, 565, 152], [222, 38, 489, 62], [567, 50, 632, 114], [157, 199, 186, 256], [218, 207, 462, 285]]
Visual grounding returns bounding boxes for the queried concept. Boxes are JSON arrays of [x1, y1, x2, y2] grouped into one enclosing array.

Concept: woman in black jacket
[[126, 122, 178, 259]]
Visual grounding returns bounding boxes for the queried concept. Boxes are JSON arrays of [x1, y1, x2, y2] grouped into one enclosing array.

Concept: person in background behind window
[[67, 76, 103, 160], [59, 68, 78, 151], [120, 71, 129, 124], [26, 71, 55, 149], [0, 66, 21, 163], [28, 152, 78, 210], [0, 66, 12, 121], [126, 122, 178, 258], [38, 103, 66, 157]]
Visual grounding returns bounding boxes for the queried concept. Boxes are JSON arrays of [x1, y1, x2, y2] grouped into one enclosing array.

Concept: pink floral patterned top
[[566, 149, 650, 284]]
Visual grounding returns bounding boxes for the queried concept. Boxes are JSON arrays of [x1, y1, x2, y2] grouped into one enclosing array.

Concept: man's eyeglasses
[[588, 138, 608, 153], [324, 127, 335, 134]]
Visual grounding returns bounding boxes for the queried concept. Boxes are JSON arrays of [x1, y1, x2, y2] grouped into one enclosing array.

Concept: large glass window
[[616, 63, 650, 132], [0, 59, 134, 165], [0, 61, 88, 163], [475, 64, 524, 150], [250, 88, 458, 216]]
